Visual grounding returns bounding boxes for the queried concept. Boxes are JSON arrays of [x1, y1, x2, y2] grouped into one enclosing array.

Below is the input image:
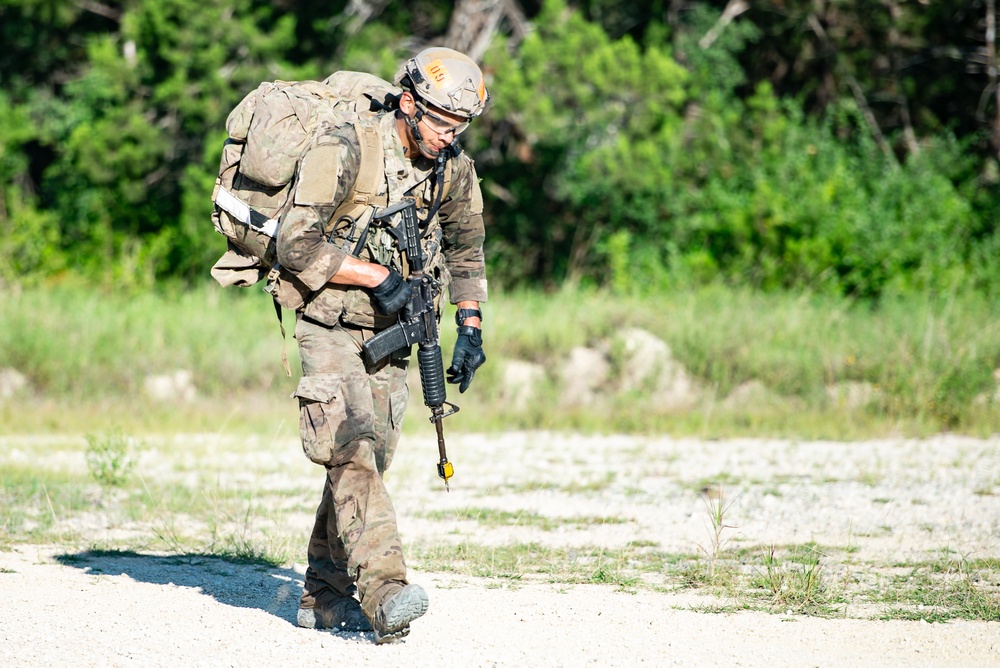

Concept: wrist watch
[[455, 308, 482, 326]]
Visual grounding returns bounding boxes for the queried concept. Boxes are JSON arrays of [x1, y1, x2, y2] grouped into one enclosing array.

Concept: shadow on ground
[[54, 549, 303, 625]]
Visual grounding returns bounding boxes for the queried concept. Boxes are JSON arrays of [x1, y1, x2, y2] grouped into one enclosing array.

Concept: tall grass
[[1, 283, 999, 437], [0, 283, 298, 396], [471, 284, 1000, 437]]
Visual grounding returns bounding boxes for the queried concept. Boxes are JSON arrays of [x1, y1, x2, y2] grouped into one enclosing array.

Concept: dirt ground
[[1, 431, 999, 666]]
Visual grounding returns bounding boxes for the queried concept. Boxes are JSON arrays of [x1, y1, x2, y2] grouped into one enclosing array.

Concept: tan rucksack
[[209, 71, 456, 371], [209, 71, 401, 299]]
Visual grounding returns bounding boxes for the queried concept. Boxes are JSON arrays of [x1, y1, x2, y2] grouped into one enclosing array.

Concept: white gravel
[[1, 431, 999, 666]]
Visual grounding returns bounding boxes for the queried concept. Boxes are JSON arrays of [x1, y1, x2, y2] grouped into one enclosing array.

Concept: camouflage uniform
[[276, 110, 487, 622]]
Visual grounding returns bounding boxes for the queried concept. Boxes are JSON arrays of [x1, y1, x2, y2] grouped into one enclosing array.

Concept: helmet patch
[[426, 59, 453, 90]]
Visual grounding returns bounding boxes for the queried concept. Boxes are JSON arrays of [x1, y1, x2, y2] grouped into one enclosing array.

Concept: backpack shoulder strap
[[326, 121, 383, 232], [441, 158, 453, 203]]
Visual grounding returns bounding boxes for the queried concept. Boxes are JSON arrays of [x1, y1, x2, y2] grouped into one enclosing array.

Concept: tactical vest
[[299, 113, 455, 330]]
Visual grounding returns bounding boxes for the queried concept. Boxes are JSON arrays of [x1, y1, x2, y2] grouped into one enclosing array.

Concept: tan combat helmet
[[397, 47, 490, 119]]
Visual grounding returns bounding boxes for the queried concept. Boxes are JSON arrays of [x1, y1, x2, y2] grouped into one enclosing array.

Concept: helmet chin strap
[[402, 103, 456, 225], [405, 111, 440, 158]]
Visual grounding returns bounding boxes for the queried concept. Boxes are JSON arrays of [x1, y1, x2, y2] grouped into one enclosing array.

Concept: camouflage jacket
[[275, 111, 487, 329]]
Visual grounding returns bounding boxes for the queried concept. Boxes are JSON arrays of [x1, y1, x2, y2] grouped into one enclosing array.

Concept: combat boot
[[372, 583, 429, 644], [297, 595, 371, 632]]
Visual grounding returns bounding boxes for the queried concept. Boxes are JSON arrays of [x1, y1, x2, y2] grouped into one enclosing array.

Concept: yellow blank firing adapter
[[437, 459, 454, 489]]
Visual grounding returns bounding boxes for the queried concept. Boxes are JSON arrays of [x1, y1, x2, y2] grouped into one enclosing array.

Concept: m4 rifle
[[360, 198, 459, 489]]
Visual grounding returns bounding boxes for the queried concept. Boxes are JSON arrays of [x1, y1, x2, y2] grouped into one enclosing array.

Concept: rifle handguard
[[418, 344, 447, 407]]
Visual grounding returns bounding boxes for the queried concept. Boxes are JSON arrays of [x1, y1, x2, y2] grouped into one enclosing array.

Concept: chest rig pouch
[[319, 141, 453, 330]]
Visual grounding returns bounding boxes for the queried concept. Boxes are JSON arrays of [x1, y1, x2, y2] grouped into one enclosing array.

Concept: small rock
[[721, 380, 783, 410], [825, 381, 882, 409], [499, 359, 545, 411], [0, 368, 29, 399], [559, 347, 610, 406], [144, 370, 197, 403], [612, 328, 699, 410]]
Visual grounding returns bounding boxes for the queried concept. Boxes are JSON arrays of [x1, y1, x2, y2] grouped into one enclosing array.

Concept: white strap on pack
[[215, 187, 279, 238]]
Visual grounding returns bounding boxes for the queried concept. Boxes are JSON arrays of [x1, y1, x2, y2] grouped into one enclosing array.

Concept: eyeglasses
[[414, 99, 470, 137]]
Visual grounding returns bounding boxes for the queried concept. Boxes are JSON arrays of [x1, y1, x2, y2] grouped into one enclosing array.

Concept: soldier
[[276, 48, 489, 644]]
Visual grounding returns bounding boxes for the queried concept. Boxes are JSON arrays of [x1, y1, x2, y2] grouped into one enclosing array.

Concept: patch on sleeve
[[294, 144, 345, 206], [470, 172, 484, 214]]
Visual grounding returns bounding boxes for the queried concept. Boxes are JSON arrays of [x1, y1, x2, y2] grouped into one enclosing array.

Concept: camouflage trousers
[[292, 314, 411, 621]]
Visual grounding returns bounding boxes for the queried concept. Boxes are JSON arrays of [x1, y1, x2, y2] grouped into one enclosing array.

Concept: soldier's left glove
[[447, 326, 486, 393]]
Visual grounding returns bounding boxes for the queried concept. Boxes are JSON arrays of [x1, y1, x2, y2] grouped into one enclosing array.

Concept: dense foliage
[[2, 0, 1000, 297]]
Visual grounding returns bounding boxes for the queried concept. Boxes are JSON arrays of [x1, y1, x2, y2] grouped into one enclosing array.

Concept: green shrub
[[85, 428, 138, 487]]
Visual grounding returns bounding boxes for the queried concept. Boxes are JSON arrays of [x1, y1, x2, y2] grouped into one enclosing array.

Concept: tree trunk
[[887, 0, 919, 156], [342, 0, 393, 36], [444, 0, 529, 62], [987, 0, 1000, 157]]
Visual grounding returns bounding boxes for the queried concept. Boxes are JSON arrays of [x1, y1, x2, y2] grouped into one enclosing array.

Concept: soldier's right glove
[[371, 268, 412, 315], [447, 326, 486, 393]]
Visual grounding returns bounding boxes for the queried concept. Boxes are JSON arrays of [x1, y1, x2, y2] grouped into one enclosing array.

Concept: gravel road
[[1, 431, 998, 666]]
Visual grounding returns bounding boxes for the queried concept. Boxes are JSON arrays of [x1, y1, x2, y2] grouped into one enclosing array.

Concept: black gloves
[[447, 326, 486, 393], [371, 268, 412, 315]]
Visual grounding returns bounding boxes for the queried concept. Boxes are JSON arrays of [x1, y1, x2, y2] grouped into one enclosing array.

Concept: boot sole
[[374, 584, 429, 644]]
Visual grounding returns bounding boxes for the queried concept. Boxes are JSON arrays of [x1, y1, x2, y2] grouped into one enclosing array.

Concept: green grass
[[408, 540, 683, 589], [0, 456, 302, 565], [417, 507, 629, 530], [409, 538, 999, 620], [0, 466, 92, 544], [3, 283, 1000, 437], [0, 277, 990, 409], [85, 428, 138, 487], [866, 556, 1000, 622]]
